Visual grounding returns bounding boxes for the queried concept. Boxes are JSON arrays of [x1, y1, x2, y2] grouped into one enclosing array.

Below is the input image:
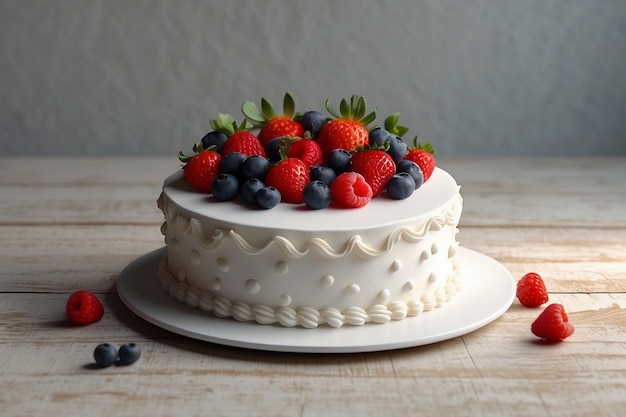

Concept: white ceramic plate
[[117, 247, 515, 353]]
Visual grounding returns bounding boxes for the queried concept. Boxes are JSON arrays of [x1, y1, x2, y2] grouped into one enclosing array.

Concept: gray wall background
[[1, 0, 625, 157]]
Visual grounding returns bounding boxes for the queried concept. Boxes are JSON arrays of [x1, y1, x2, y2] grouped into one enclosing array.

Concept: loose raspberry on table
[[531, 303, 575, 342], [66, 290, 104, 325], [516, 272, 549, 308]]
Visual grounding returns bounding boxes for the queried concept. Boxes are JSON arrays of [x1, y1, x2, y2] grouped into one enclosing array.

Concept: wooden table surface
[[1, 157, 625, 417]]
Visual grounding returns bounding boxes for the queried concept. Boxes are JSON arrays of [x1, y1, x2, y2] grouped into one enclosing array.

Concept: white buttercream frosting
[[157, 167, 463, 328]]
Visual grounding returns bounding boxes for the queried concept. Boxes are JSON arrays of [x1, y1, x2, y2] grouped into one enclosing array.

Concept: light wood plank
[[1, 293, 624, 417]]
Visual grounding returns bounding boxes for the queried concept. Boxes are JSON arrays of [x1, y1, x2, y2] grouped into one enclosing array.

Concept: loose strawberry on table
[[242, 92, 304, 146], [516, 272, 549, 308], [531, 303, 575, 342], [66, 290, 104, 325]]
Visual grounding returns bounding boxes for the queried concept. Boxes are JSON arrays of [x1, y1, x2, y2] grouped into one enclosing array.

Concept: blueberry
[[388, 135, 408, 163], [303, 180, 332, 210], [239, 178, 265, 206], [118, 343, 141, 365], [240, 155, 270, 180], [212, 174, 240, 201], [200, 130, 228, 153], [300, 110, 326, 139], [265, 137, 284, 164], [327, 149, 352, 174], [93, 343, 118, 368], [369, 126, 391, 147], [219, 152, 246, 177], [309, 165, 337, 185], [396, 160, 424, 189], [256, 186, 281, 209], [386, 172, 416, 200]]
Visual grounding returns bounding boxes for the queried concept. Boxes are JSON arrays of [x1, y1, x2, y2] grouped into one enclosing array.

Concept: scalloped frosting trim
[[158, 254, 462, 328], [158, 192, 462, 260]]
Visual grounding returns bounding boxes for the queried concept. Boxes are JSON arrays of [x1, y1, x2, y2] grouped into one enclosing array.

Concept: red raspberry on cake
[[405, 138, 436, 183], [264, 157, 310, 204], [66, 290, 104, 325], [242, 92, 304, 146], [178, 143, 222, 193], [531, 303, 575, 342], [210, 113, 266, 157], [350, 147, 396, 197], [317, 95, 377, 160], [516, 272, 549, 307], [331, 171, 373, 208]]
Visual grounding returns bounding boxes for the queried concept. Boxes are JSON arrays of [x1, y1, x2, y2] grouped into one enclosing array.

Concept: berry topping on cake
[[264, 157, 310, 204], [303, 180, 332, 210], [531, 304, 575, 342], [350, 147, 396, 197], [176, 93, 441, 209], [212, 173, 240, 201], [386, 172, 416, 200], [66, 290, 104, 325], [211, 114, 266, 157], [405, 139, 436, 183], [283, 136, 323, 169], [317, 95, 377, 160], [331, 172, 373, 208], [396, 159, 424, 190], [242, 92, 304, 146], [178, 143, 222, 193], [300, 110, 327, 139], [516, 272, 549, 307], [256, 186, 282, 209]]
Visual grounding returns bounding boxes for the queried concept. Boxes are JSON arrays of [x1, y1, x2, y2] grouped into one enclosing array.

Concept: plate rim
[[117, 246, 515, 353]]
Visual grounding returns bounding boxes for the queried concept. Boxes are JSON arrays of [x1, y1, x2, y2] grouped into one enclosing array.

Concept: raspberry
[[531, 303, 575, 342], [516, 272, 549, 307], [331, 172, 373, 208], [66, 290, 104, 325]]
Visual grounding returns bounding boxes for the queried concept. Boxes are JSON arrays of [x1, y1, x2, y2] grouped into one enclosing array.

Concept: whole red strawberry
[[66, 290, 104, 325], [210, 114, 266, 157], [178, 144, 222, 193], [317, 95, 377, 160], [405, 138, 436, 182], [531, 303, 575, 342], [284, 137, 323, 169], [264, 157, 310, 204], [516, 272, 549, 307], [350, 148, 396, 197], [242, 92, 304, 146], [331, 171, 373, 208]]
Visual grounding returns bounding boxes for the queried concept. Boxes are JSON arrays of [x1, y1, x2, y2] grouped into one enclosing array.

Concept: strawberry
[[405, 138, 436, 182], [264, 157, 310, 204], [210, 113, 266, 157], [531, 303, 575, 342], [66, 290, 104, 325], [283, 136, 323, 169], [516, 272, 549, 307], [350, 147, 396, 197], [178, 143, 222, 193], [242, 92, 304, 146], [317, 95, 377, 160], [331, 171, 373, 208]]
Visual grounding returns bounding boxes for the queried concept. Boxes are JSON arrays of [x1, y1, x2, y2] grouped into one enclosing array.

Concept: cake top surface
[[162, 167, 459, 233]]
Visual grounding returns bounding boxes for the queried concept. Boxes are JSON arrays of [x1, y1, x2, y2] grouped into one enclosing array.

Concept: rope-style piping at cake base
[[158, 255, 461, 329]]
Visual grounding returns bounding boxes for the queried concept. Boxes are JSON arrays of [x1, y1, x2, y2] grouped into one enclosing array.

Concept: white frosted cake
[[157, 167, 462, 328]]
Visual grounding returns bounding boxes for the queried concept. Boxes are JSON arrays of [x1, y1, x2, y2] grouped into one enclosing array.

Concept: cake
[[157, 94, 463, 328]]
